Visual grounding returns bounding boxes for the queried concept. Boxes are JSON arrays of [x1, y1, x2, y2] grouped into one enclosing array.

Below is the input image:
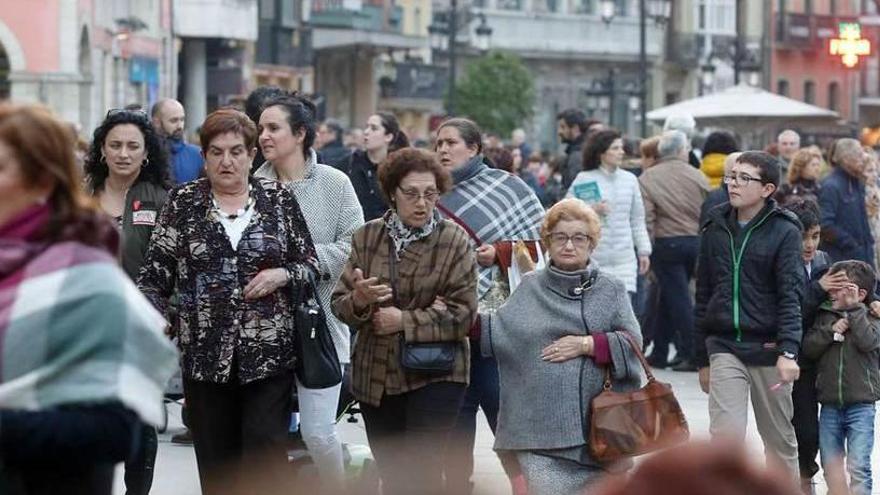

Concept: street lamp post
[[429, 5, 493, 116], [599, 0, 670, 138]]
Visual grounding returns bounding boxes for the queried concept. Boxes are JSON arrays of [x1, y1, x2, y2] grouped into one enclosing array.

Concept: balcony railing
[[310, 0, 403, 32], [379, 63, 448, 100]]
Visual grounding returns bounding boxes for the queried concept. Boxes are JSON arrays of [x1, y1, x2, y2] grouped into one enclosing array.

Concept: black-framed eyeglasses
[[398, 188, 439, 204], [549, 232, 592, 248], [722, 173, 764, 187]]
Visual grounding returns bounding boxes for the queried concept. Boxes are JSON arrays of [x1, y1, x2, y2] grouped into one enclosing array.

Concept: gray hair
[[663, 113, 696, 137], [657, 130, 689, 159]]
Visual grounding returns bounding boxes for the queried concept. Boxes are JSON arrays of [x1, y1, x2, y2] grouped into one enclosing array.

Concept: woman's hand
[[243, 268, 289, 300], [638, 255, 650, 275], [541, 335, 593, 363], [351, 268, 393, 310], [372, 307, 403, 335], [592, 200, 610, 216], [476, 244, 496, 268]]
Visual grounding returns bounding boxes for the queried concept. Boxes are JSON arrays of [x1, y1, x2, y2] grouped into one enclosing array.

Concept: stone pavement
[[113, 369, 880, 494]]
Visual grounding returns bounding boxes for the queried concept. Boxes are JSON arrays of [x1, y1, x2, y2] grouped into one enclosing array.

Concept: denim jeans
[[649, 236, 698, 364], [819, 402, 875, 495]]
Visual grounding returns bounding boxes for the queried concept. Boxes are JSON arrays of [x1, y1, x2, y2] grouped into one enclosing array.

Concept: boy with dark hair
[[695, 150, 804, 475], [802, 260, 880, 495], [785, 199, 842, 493]]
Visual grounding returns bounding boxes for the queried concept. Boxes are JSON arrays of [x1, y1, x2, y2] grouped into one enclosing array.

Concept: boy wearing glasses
[[695, 151, 804, 476]]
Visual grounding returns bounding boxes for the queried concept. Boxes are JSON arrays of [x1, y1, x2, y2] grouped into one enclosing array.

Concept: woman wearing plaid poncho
[[0, 104, 178, 494]]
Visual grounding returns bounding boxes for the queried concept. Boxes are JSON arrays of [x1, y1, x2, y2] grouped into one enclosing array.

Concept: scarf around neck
[[451, 154, 487, 184], [0, 204, 52, 282], [384, 209, 440, 258]]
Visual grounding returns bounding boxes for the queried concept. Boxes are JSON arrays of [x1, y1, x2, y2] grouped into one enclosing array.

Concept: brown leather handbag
[[589, 332, 689, 463]]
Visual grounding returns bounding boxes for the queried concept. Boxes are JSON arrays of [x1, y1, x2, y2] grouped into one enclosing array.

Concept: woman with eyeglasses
[[138, 109, 319, 495], [332, 148, 477, 495], [254, 92, 364, 493], [479, 198, 643, 495], [348, 111, 410, 222], [83, 108, 171, 495]]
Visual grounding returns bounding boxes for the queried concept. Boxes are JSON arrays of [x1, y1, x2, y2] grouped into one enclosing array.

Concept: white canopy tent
[[646, 84, 842, 147]]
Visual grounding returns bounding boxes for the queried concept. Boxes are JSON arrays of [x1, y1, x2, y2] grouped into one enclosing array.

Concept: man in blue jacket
[[151, 99, 204, 184], [819, 138, 873, 265], [695, 151, 803, 477]]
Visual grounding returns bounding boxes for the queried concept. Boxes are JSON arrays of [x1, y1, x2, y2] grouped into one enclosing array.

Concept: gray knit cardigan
[[481, 263, 643, 457], [255, 149, 365, 364]]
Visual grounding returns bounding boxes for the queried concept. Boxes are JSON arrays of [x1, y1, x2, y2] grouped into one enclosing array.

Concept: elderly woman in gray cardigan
[[480, 198, 643, 495]]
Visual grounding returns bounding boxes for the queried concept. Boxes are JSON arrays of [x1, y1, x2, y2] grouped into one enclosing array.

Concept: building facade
[[0, 0, 176, 133]]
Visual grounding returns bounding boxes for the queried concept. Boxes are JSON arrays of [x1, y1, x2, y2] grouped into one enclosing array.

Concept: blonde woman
[[775, 147, 823, 206]]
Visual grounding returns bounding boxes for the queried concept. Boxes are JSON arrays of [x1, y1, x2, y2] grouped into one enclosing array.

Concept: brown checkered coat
[[332, 218, 477, 407]]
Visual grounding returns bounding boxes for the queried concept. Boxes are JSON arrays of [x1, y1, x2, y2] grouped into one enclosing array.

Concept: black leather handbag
[[388, 240, 456, 375], [293, 269, 342, 389]]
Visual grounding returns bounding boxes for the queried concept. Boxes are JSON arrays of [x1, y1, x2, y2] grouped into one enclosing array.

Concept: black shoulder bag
[[293, 269, 343, 389], [388, 240, 457, 375]]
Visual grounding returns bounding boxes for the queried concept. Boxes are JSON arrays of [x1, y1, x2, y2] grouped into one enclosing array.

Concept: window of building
[[777, 79, 789, 96], [573, 0, 593, 14], [260, 0, 275, 19], [804, 0, 812, 14], [696, 0, 736, 35], [804, 80, 815, 104], [829, 82, 839, 111], [497, 0, 523, 10]]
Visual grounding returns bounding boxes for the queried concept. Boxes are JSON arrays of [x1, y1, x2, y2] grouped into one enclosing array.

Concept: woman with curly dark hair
[[83, 108, 171, 495]]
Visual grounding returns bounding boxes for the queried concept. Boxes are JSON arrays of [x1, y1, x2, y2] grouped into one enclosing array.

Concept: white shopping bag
[[507, 240, 546, 292]]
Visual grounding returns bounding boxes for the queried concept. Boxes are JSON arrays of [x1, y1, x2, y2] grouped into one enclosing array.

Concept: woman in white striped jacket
[[566, 129, 651, 302], [255, 92, 365, 493]]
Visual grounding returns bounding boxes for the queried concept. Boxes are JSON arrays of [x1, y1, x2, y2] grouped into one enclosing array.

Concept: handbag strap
[[602, 331, 656, 390], [435, 203, 482, 246], [387, 238, 401, 307]]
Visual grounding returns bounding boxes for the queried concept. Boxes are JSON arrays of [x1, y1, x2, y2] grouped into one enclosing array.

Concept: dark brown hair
[[437, 118, 483, 155], [199, 108, 258, 154], [377, 148, 452, 205], [582, 129, 622, 171], [375, 111, 410, 153], [829, 260, 876, 294], [0, 103, 117, 250]]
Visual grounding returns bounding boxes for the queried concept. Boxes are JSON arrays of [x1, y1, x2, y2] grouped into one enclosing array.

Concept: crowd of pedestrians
[[5, 89, 880, 495]]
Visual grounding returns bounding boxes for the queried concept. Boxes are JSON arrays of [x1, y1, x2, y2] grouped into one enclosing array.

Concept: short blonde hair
[[541, 198, 602, 248]]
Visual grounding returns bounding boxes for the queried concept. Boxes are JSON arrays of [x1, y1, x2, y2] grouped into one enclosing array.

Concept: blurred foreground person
[[0, 103, 177, 495], [593, 441, 801, 495], [138, 109, 319, 495]]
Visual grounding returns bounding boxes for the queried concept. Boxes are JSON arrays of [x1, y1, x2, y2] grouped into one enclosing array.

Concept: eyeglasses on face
[[397, 188, 439, 204], [549, 232, 592, 247], [722, 173, 764, 187]]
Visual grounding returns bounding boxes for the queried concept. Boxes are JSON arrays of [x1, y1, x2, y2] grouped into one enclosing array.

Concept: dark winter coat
[[347, 150, 389, 222], [694, 200, 805, 367], [819, 167, 874, 265]]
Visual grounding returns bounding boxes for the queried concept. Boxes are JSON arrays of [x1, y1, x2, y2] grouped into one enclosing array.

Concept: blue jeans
[[649, 236, 698, 364], [819, 402, 875, 495]]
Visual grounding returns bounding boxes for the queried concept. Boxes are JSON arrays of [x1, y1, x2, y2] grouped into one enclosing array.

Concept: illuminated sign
[[829, 22, 872, 68]]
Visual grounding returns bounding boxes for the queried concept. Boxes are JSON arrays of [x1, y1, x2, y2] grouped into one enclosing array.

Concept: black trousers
[[123, 422, 158, 495], [184, 371, 295, 495], [361, 382, 466, 495], [444, 347, 519, 494], [792, 365, 820, 480]]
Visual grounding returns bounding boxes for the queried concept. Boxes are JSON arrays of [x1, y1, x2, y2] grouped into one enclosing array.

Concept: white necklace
[[212, 185, 254, 220]]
